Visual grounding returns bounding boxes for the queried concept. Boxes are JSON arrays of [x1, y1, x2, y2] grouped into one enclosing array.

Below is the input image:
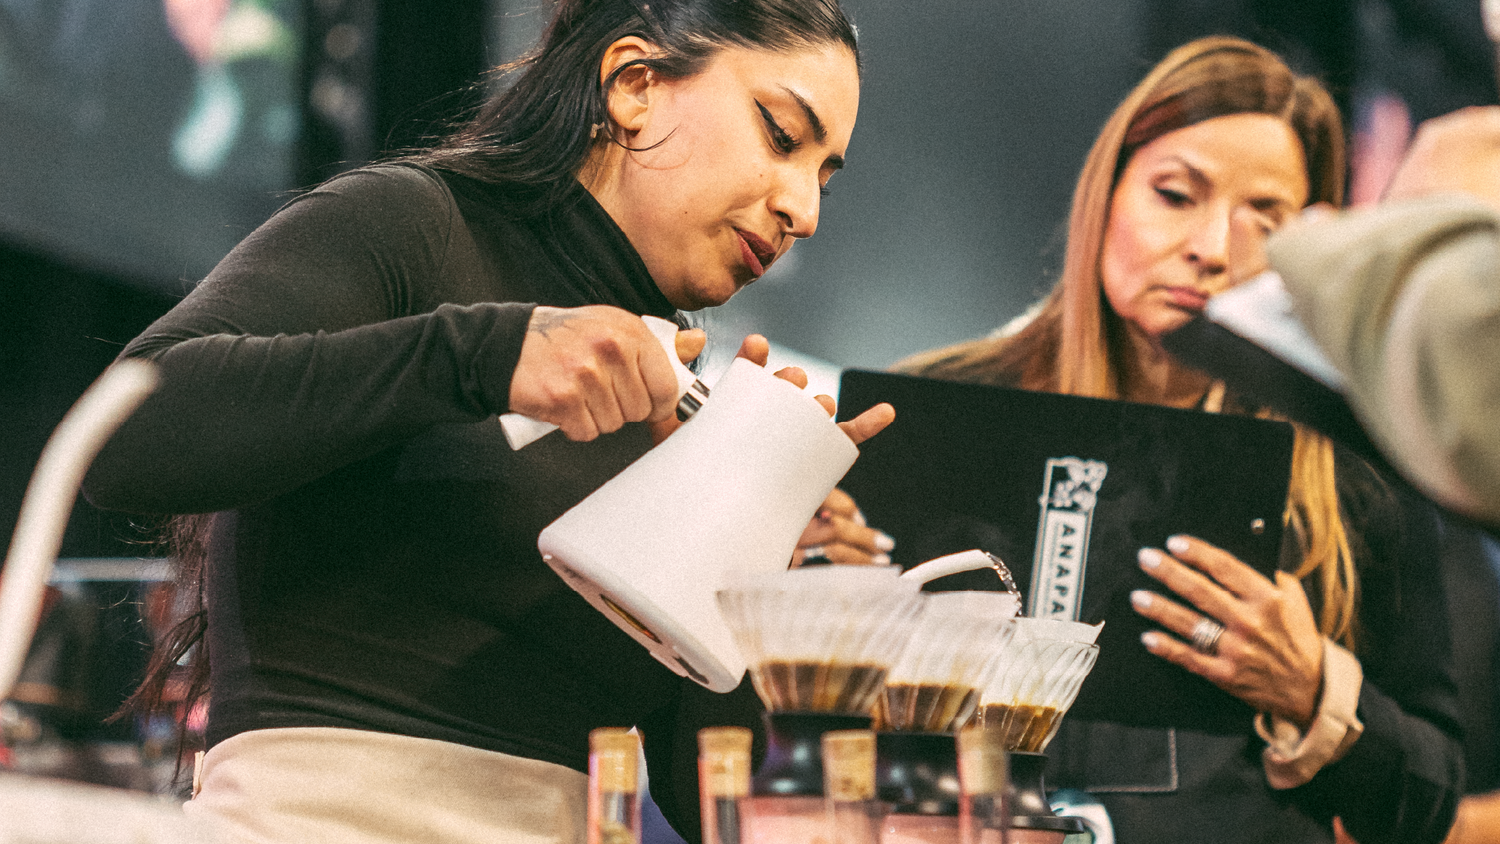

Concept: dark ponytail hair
[[412, 0, 859, 212]]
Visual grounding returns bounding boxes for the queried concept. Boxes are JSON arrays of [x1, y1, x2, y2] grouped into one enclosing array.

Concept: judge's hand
[[791, 487, 896, 567], [1385, 106, 1500, 212], [511, 305, 689, 441], [1130, 535, 1325, 728]]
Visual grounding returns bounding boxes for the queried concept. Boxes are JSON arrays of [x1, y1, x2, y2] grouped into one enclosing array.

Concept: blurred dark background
[[0, 0, 1496, 801], [5, 0, 1497, 560]]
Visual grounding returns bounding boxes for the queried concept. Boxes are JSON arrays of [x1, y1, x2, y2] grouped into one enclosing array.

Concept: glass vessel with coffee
[[699, 727, 752, 844], [716, 565, 925, 844], [875, 591, 1019, 844], [957, 723, 1011, 844], [976, 618, 1101, 843], [822, 729, 882, 844]]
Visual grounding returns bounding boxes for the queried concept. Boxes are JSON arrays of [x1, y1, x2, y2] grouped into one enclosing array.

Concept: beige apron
[[186, 727, 588, 844]]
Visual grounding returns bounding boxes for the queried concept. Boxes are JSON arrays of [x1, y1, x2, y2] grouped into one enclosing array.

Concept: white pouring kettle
[[538, 356, 859, 692]]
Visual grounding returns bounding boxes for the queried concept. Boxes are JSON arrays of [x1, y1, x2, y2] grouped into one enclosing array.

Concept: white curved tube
[[0, 359, 159, 702], [900, 549, 998, 585]]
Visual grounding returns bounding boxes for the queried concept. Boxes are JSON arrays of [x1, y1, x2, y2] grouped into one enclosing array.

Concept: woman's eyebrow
[[782, 87, 828, 144], [1160, 155, 1209, 188]]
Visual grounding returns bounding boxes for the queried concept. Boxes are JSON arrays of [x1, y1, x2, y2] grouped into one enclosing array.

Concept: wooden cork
[[957, 724, 1009, 795], [590, 728, 640, 794], [697, 727, 752, 798], [821, 729, 876, 802]]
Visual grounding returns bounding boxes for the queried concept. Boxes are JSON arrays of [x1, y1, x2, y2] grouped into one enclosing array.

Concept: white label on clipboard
[[1028, 457, 1108, 620]]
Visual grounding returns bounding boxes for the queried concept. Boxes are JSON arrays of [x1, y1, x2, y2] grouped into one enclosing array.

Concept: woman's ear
[[599, 36, 659, 137]]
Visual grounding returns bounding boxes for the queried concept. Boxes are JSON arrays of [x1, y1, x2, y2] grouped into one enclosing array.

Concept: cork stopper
[[957, 724, 1008, 795], [698, 727, 752, 798], [821, 729, 876, 802], [590, 728, 641, 794]]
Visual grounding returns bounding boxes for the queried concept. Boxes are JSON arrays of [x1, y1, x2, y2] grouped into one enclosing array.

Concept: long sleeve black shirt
[[84, 163, 690, 774]]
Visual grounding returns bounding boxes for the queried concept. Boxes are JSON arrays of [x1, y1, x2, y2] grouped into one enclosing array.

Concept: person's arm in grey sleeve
[[1268, 185, 1500, 526]]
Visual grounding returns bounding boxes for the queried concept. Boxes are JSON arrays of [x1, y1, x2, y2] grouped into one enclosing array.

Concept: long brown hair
[[898, 37, 1359, 648]]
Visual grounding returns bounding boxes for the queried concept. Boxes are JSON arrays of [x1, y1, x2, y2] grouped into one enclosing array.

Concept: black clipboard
[[835, 370, 1295, 731]]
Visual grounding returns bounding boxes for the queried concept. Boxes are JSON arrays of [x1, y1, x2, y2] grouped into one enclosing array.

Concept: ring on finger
[[1189, 617, 1225, 656]]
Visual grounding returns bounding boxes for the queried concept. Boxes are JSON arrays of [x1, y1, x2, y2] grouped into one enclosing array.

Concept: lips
[[736, 230, 777, 278], [1163, 286, 1210, 311]]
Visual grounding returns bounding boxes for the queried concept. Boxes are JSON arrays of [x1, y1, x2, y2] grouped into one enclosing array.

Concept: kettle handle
[[900, 549, 1022, 600]]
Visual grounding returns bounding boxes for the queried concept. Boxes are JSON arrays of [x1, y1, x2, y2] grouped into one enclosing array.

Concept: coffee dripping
[[754, 662, 888, 714], [719, 565, 925, 720], [706, 551, 1104, 843], [975, 703, 1059, 755], [715, 565, 925, 844]]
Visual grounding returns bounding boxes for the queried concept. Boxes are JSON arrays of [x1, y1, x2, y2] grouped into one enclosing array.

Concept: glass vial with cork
[[821, 729, 882, 844], [588, 727, 642, 844], [699, 727, 752, 844], [957, 724, 1010, 844]]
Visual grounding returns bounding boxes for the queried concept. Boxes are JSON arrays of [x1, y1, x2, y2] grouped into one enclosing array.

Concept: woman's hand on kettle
[[1130, 535, 1325, 728], [511, 305, 701, 441], [791, 488, 896, 567]]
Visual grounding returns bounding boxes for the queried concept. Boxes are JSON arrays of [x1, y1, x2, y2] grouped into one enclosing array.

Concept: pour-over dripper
[[975, 618, 1101, 753], [878, 592, 1018, 734], [717, 565, 925, 716], [717, 565, 926, 803], [974, 618, 1100, 844], [865, 554, 1022, 835]]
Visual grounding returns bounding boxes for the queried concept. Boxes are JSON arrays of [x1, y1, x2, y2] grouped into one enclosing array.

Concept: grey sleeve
[[1268, 195, 1500, 526]]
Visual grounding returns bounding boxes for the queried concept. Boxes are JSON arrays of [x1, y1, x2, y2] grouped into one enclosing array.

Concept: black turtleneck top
[[83, 163, 690, 774]]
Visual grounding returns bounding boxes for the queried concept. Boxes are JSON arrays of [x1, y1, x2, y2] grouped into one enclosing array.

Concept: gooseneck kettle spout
[[901, 549, 1022, 602]]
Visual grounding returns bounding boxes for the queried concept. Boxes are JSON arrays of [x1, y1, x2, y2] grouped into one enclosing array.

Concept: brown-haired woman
[[900, 37, 1463, 844]]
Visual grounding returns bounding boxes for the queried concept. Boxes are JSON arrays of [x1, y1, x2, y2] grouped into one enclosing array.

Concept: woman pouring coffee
[[82, 1, 891, 842]]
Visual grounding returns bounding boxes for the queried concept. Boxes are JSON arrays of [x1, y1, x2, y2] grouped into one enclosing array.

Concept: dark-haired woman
[[900, 37, 1463, 844], [82, 1, 889, 841]]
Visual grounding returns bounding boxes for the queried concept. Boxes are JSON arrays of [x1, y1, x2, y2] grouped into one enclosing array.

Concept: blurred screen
[[0, 0, 303, 286]]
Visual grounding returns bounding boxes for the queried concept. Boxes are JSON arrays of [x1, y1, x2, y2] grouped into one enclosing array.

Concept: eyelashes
[[755, 99, 835, 198], [756, 100, 801, 154], [1155, 186, 1191, 207]]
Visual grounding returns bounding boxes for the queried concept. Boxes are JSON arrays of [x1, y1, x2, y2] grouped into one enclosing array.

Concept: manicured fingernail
[[1138, 547, 1163, 569], [1130, 590, 1153, 610], [1141, 631, 1162, 649], [1166, 535, 1190, 554], [853, 510, 868, 527], [875, 532, 896, 552], [872, 553, 892, 566]]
